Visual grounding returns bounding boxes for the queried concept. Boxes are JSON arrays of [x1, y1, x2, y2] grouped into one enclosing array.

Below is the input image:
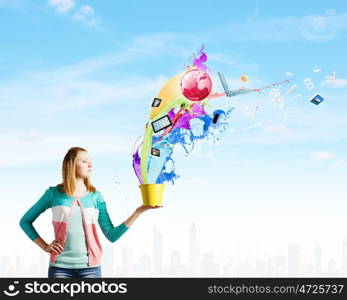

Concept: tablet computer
[[151, 115, 172, 133]]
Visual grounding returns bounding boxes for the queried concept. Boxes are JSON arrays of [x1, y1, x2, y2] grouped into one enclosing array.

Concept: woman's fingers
[[50, 240, 64, 254], [53, 249, 60, 254], [52, 245, 63, 254], [54, 241, 64, 252], [51, 245, 60, 254], [49, 245, 58, 254], [55, 243, 64, 253]]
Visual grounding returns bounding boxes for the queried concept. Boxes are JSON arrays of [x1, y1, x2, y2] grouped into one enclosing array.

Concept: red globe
[[180, 69, 212, 101]]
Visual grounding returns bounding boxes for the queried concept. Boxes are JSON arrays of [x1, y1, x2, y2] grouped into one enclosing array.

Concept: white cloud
[[310, 151, 334, 162], [0, 32, 203, 117], [0, 74, 166, 117], [321, 78, 347, 88], [79, 4, 93, 15], [206, 12, 347, 43], [0, 129, 134, 166], [262, 123, 290, 135], [48, 0, 75, 13], [241, 123, 264, 131], [73, 5, 96, 27], [208, 53, 259, 72], [48, 1, 100, 29], [336, 160, 347, 167], [19, 32, 196, 82]]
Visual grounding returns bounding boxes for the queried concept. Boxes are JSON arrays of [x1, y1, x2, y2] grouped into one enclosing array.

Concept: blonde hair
[[57, 147, 96, 196]]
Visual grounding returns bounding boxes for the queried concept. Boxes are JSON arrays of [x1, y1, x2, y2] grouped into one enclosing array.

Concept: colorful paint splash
[[132, 47, 291, 185]]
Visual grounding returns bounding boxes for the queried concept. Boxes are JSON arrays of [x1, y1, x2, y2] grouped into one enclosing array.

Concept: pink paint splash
[[191, 44, 209, 72]]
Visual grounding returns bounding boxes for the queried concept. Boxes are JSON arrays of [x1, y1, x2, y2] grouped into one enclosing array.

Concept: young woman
[[19, 146, 161, 278]]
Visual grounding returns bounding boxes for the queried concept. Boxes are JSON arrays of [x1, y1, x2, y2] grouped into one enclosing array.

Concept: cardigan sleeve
[[97, 191, 129, 243], [19, 187, 53, 241]]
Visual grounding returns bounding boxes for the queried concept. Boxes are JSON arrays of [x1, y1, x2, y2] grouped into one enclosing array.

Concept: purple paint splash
[[191, 44, 209, 72]]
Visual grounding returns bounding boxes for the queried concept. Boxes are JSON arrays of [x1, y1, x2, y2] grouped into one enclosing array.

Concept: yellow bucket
[[139, 184, 165, 207]]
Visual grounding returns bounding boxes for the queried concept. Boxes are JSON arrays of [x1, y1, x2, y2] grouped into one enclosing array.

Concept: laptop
[[218, 72, 231, 96], [218, 72, 248, 97]]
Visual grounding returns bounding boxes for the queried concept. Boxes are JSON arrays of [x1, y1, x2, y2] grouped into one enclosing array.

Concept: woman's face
[[75, 151, 93, 179]]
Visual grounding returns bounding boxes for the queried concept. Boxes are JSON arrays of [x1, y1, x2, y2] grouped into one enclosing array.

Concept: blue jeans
[[48, 265, 102, 278]]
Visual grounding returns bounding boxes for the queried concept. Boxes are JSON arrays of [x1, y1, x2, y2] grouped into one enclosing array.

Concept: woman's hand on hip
[[44, 240, 64, 255]]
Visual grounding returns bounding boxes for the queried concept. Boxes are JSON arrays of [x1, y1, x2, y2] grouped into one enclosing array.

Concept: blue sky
[[1, 0, 347, 273]]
